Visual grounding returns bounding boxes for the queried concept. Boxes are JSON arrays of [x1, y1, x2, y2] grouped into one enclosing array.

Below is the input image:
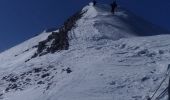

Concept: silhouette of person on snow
[[110, 1, 118, 14], [92, 0, 97, 6]]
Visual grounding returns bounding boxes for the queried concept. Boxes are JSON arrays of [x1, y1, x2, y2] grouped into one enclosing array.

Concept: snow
[[0, 32, 51, 73], [69, 4, 169, 44], [0, 3, 170, 100], [4, 87, 44, 100]]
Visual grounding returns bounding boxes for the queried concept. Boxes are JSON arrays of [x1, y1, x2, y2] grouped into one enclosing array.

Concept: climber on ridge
[[92, 0, 97, 6], [110, 0, 118, 14]]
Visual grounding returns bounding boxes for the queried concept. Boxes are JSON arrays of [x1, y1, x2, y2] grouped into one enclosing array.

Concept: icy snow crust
[[0, 3, 170, 100]]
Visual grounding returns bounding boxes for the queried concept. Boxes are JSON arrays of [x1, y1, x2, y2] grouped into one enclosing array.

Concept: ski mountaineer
[[110, 0, 118, 14], [92, 0, 97, 6]]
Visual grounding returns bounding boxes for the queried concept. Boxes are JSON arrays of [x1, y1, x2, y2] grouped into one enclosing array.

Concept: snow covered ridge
[[0, 2, 170, 100], [69, 3, 169, 42]]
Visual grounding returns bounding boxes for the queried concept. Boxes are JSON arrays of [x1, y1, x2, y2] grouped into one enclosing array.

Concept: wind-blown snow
[[0, 3, 170, 100]]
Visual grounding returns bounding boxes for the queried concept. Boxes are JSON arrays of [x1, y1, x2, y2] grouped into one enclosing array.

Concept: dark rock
[[141, 76, 150, 82], [14, 54, 18, 57], [6, 84, 18, 92], [25, 78, 31, 82], [25, 59, 31, 62], [66, 67, 72, 74], [2, 74, 19, 83], [31, 10, 86, 58], [37, 81, 44, 84], [138, 49, 149, 55], [46, 82, 53, 90], [0, 93, 3, 97], [41, 73, 50, 78], [9, 77, 18, 82], [159, 50, 164, 54], [33, 68, 42, 73], [43, 69, 48, 72]]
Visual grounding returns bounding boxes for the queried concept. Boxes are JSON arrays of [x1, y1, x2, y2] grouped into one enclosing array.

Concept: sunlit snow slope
[[0, 3, 170, 100]]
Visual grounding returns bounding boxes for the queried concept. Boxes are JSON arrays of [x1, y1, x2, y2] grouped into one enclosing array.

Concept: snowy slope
[[69, 4, 168, 43], [0, 3, 170, 100]]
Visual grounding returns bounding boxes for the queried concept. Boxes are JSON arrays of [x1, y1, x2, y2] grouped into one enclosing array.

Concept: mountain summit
[[0, 3, 170, 100], [68, 3, 168, 41]]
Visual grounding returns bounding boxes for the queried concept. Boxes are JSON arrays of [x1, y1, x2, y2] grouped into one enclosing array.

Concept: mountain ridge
[[0, 3, 170, 100]]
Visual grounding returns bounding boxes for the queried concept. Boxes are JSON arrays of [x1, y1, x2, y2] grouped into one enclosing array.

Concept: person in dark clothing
[[92, 0, 97, 6], [110, 1, 118, 14]]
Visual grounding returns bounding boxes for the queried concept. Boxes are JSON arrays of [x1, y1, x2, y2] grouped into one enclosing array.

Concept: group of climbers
[[92, 0, 118, 14]]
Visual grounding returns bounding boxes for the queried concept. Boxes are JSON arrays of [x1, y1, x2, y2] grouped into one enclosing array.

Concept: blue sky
[[0, 0, 170, 52]]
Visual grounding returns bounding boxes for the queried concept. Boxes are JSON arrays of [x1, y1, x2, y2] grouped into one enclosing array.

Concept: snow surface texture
[[0, 3, 170, 100]]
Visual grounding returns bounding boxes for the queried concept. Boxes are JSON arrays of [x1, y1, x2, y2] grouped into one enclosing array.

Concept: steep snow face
[[0, 3, 170, 100]]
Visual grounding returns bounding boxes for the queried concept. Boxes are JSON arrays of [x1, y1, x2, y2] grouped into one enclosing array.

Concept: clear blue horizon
[[0, 0, 169, 52]]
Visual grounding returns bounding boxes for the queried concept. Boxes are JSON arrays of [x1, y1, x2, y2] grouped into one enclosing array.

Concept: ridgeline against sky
[[0, 0, 169, 52]]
